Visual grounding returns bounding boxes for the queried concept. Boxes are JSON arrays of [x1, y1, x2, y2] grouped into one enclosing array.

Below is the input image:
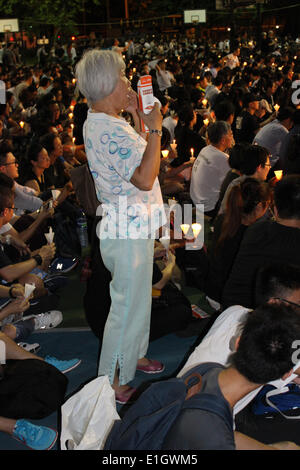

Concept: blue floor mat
[[0, 328, 197, 451]]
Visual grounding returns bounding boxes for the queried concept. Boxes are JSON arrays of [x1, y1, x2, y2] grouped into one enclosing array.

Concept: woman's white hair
[[75, 49, 125, 105]]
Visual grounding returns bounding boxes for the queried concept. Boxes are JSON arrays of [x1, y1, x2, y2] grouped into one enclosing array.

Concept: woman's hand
[[125, 89, 138, 115]]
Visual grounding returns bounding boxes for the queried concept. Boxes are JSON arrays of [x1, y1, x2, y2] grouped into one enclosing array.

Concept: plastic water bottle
[[76, 212, 88, 248]]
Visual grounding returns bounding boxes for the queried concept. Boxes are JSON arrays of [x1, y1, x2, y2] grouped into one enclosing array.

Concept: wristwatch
[[32, 254, 43, 266], [149, 129, 162, 137]]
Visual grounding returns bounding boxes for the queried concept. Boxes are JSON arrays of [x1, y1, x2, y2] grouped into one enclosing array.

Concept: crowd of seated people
[[0, 29, 299, 451]]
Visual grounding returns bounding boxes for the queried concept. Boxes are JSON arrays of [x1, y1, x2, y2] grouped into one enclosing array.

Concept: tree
[[0, 0, 101, 39]]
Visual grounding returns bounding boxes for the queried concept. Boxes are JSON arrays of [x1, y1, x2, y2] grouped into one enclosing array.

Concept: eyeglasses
[[2, 160, 18, 166], [6, 206, 15, 210], [273, 297, 300, 309], [264, 163, 272, 168]]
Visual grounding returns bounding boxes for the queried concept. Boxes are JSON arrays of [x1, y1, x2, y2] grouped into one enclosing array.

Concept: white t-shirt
[[190, 145, 229, 212], [224, 53, 240, 70], [156, 70, 174, 92], [178, 305, 300, 417], [83, 111, 166, 239]]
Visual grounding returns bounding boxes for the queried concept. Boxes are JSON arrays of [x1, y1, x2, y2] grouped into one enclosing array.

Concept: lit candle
[[192, 223, 202, 238], [274, 104, 280, 113], [72, 78, 76, 85], [133, 67, 136, 73], [69, 105, 74, 112], [180, 224, 190, 235], [161, 150, 169, 159], [274, 170, 283, 180], [190, 148, 194, 158], [170, 140, 177, 153], [168, 198, 177, 207], [243, 62, 247, 67], [203, 118, 209, 126], [19, 121, 24, 128], [72, 137, 76, 144], [202, 99, 208, 107], [68, 112, 73, 120]]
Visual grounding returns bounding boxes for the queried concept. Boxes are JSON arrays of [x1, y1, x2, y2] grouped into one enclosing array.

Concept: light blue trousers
[[98, 237, 154, 385]]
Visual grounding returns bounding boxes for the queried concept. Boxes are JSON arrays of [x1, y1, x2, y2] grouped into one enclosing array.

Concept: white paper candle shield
[[170, 140, 177, 152], [45, 226, 54, 244], [180, 224, 190, 235], [192, 223, 202, 238], [274, 170, 283, 180], [24, 283, 36, 299], [52, 189, 61, 200]]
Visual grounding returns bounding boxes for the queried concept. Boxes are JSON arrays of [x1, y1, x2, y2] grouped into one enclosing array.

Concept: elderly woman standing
[[76, 50, 166, 404]]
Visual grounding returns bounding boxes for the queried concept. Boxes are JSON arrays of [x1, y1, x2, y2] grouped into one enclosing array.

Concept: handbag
[[69, 164, 100, 217], [60, 375, 120, 450]]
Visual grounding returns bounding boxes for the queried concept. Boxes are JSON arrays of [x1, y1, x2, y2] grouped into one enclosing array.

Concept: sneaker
[[44, 275, 69, 292], [44, 356, 81, 374], [49, 257, 79, 274], [13, 419, 57, 450], [33, 310, 63, 330], [18, 342, 40, 354]]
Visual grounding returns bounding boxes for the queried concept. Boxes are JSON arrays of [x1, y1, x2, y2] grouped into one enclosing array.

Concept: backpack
[[52, 212, 81, 258], [104, 362, 233, 450]]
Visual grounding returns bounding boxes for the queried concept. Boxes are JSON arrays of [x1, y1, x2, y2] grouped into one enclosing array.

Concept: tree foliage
[[0, 0, 101, 35]]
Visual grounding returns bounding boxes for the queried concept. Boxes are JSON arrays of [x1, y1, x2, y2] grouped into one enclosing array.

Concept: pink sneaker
[[136, 359, 165, 374], [115, 387, 137, 405]]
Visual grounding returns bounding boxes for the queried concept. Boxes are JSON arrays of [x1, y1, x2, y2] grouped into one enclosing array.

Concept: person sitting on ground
[[212, 99, 235, 126], [215, 142, 249, 215], [173, 104, 205, 168], [219, 144, 271, 214], [0, 172, 54, 252], [21, 141, 52, 194], [222, 174, 300, 309], [253, 106, 294, 169], [164, 302, 300, 450], [178, 262, 300, 447], [0, 184, 56, 299], [0, 330, 80, 450], [39, 132, 79, 218], [205, 178, 271, 306], [190, 120, 235, 219], [0, 140, 43, 214], [235, 93, 261, 144]]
